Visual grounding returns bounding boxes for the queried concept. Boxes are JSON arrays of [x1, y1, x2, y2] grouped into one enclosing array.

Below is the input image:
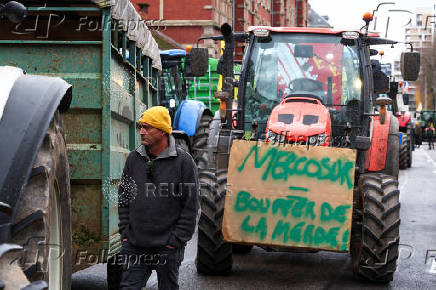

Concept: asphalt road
[[72, 146, 436, 290]]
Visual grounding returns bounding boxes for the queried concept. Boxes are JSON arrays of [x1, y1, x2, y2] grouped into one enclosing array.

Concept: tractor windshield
[[243, 33, 362, 132], [159, 60, 186, 105]]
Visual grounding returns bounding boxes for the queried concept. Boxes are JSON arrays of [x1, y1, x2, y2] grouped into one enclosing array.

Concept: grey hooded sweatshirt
[[118, 135, 199, 248]]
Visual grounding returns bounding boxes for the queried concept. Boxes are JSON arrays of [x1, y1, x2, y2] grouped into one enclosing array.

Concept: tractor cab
[[159, 49, 189, 117], [239, 25, 419, 151], [242, 27, 367, 148]]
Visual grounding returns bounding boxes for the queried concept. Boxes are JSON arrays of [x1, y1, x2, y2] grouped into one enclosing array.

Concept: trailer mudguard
[[0, 73, 71, 242], [173, 100, 212, 136], [365, 112, 400, 178]]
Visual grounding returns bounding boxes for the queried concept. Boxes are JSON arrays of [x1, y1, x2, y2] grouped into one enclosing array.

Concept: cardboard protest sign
[[222, 140, 356, 252]]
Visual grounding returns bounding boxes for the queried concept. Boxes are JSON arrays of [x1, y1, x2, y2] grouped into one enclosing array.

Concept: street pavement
[[72, 146, 436, 289]]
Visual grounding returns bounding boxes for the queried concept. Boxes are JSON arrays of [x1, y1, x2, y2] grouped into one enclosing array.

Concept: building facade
[[131, 0, 308, 57], [403, 6, 435, 110]]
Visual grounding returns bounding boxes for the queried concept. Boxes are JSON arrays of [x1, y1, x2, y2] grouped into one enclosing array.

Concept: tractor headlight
[[267, 130, 285, 144], [309, 135, 318, 145], [308, 132, 328, 146], [317, 132, 327, 144]]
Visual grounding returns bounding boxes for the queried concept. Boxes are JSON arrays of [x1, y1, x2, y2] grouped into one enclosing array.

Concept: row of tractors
[[0, 1, 421, 289]]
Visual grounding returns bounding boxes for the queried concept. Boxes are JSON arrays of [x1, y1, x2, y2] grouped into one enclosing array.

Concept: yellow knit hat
[[139, 106, 172, 134]]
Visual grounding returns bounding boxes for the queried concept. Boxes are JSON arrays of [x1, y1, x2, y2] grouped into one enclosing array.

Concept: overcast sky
[[309, 0, 436, 63]]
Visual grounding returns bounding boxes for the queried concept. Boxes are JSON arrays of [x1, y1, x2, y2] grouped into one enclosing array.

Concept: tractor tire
[[351, 173, 400, 283], [407, 126, 412, 168], [232, 244, 253, 254], [0, 244, 30, 289], [207, 111, 221, 148], [192, 113, 213, 169], [7, 111, 72, 289], [399, 134, 409, 170], [196, 168, 232, 275]]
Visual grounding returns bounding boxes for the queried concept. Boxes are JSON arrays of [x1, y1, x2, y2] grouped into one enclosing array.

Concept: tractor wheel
[[0, 244, 31, 289], [351, 173, 400, 283], [232, 244, 253, 254], [407, 127, 412, 168], [192, 113, 213, 169], [196, 168, 232, 275], [9, 111, 72, 289], [399, 134, 409, 169], [207, 111, 221, 148]]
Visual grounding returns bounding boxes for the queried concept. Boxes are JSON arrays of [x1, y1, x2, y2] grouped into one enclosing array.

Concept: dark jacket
[[118, 135, 199, 248]]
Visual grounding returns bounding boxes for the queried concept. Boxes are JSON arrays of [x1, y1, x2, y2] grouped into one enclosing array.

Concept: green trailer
[[188, 58, 220, 113], [0, 0, 161, 288]]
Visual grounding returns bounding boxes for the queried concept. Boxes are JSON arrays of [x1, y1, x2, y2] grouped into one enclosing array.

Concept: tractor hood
[[266, 97, 331, 145]]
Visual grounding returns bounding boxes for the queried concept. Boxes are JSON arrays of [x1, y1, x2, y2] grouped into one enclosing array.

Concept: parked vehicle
[[191, 12, 420, 283], [0, 1, 163, 289]]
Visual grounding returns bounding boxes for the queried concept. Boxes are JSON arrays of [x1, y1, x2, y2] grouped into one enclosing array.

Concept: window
[[416, 14, 422, 26], [137, 2, 149, 14]]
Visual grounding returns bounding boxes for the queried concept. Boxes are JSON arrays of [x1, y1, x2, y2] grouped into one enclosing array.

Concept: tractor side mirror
[[373, 70, 390, 94], [189, 48, 209, 76], [401, 52, 420, 81], [294, 44, 313, 58]]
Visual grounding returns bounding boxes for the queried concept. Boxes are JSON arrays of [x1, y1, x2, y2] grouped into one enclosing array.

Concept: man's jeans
[[119, 241, 185, 290]]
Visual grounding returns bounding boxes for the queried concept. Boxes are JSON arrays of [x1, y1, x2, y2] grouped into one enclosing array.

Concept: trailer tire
[[351, 173, 400, 283], [10, 111, 72, 290], [196, 168, 232, 275], [192, 113, 213, 169]]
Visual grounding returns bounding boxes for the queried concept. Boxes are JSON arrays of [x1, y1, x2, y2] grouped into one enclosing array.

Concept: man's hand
[[122, 238, 128, 242], [165, 245, 175, 249]]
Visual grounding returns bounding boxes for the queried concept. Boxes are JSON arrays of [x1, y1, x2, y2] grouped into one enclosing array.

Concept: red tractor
[[394, 82, 414, 168], [191, 13, 420, 283], [378, 77, 413, 169]]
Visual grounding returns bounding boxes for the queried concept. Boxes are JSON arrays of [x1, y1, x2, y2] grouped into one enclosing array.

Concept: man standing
[[118, 106, 199, 289]]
